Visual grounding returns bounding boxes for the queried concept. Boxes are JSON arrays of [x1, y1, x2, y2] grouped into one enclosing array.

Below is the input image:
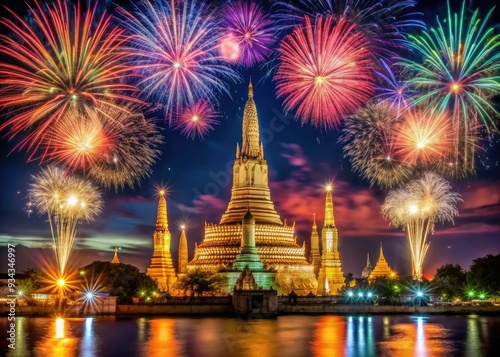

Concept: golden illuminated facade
[[317, 186, 345, 295], [147, 191, 177, 291], [178, 227, 188, 274], [188, 81, 317, 295], [310, 213, 321, 277], [368, 243, 397, 282]]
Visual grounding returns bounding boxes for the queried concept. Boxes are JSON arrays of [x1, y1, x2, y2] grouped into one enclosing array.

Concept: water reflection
[[34, 317, 79, 356], [3, 315, 499, 357], [344, 316, 375, 357]]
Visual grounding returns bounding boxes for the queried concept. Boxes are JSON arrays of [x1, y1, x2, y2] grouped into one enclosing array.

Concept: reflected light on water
[[55, 317, 64, 339], [313, 316, 346, 356], [143, 319, 179, 356]]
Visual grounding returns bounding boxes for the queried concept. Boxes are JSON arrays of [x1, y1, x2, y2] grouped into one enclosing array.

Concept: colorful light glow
[[29, 166, 102, 274], [175, 100, 219, 140], [396, 109, 453, 166], [220, 1, 275, 67], [0, 0, 137, 159], [340, 101, 414, 188], [382, 172, 462, 281], [275, 16, 374, 130], [401, 1, 500, 178], [118, 0, 239, 118]]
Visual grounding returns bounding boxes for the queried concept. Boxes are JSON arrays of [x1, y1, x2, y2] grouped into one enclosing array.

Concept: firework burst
[[175, 101, 219, 140], [0, 0, 137, 157], [401, 1, 500, 177], [118, 0, 239, 119], [88, 106, 163, 191], [396, 108, 453, 166], [340, 101, 414, 188], [220, 1, 275, 67], [382, 172, 462, 281], [274, 0, 424, 61], [29, 166, 103, 274], [44, 115, 110, 170], [275, 15, 374, 129], [375, 60, 417, 115]]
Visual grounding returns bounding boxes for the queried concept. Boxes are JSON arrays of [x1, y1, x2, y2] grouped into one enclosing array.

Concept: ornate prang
[[368, 242, 397, 282], [187, 81, 316, 295], [111, 246, 120, 264], [178, 226, 188, 274]]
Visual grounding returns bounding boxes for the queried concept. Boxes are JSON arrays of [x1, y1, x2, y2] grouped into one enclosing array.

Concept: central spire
[[324, 185, 335, 226], [156, 190, 169, 231], [241, 79, 261, 158]]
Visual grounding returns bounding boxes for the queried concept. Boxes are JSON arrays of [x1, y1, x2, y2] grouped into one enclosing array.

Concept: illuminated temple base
[[317, 257, 345, 295], [188, 223, 317, 295], [147, 252, 177, 291]]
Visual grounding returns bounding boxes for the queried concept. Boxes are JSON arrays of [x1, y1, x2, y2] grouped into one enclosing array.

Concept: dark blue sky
[[0, 0, 499, 278]]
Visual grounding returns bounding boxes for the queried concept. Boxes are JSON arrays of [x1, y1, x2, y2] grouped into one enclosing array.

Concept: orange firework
[[45, 115, 110, 170], [396, 109, 453, 165]]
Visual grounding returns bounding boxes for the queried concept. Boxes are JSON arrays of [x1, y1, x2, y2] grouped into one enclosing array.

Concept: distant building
[[368, 243, 397, 282], [111, 247, 120, 264], [146, 190, 177, 291], [361, 253, 373, 279]]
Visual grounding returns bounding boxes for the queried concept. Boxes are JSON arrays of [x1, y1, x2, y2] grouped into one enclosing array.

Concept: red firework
[[0, 0, 137, 158], [175, 101, 219, 139], [396, 109, 453, 165], [275, 16, 374, 129]]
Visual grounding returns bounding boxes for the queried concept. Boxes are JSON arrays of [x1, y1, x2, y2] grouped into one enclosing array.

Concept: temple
[[368, 243, 397, 282], [146, 190, 177, 291], [111, 247, 120, 264], [187, 81, 317, 295], [317, 185, 345, 295], [361, 253, 373, 279], [178, 226, 188, 275], [309, 214, 321, 277]]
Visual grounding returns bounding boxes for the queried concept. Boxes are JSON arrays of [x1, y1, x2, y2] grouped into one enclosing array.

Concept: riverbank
[[2, 304, 499, 316]]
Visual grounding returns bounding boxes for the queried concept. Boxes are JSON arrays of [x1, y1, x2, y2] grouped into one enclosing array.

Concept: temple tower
[[147, 190, 177, 291], [188, 81, 316, 295], [361, 253, 373, 279], [220, 80, 282, 225], [178, 226, 188, 274], [368, 242, 397, 282], [310, 213, 321, 277], [317, 185, 345, 295], [111, 246, 120, 264]]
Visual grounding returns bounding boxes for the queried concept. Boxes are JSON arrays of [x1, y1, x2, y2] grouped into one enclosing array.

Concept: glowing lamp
[[348, 291, 353, 297], [159, 190, 165, 196], [326, 185, 332, 192], [417, 291, 423, 297], [18, 291, 23, 296], [367, 292, 372, 298], [468, 291, 474, 297], [58, 279, 65, 287], [181, 225, 185, 230], [479, 294, 485, 300], [86, 292, 94, 300], [358, 292, 363, 298]]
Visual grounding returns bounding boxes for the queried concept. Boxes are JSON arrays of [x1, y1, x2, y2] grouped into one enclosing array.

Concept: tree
[[371, 276, 402, 305], [175, 269, 227, 296], [432, 264, 466, 301], [344, 272, 354, 286], [79, 261, 158, 303], [467, 254, 500, 299]]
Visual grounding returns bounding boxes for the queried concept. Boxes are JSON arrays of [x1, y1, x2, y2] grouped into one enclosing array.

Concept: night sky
[[0, 0, 499, 279]]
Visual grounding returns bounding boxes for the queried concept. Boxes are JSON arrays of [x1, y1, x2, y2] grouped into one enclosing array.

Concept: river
[[1, 315, 499, 356]]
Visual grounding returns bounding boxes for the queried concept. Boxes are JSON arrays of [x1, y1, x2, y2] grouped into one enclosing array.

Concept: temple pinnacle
[[156, 190, 168, 230], [324, 185, 335, 226], [248, 78, 253, 98]]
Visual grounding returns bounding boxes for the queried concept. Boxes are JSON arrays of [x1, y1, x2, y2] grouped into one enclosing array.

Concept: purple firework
[[220, 1, 275, 67]]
